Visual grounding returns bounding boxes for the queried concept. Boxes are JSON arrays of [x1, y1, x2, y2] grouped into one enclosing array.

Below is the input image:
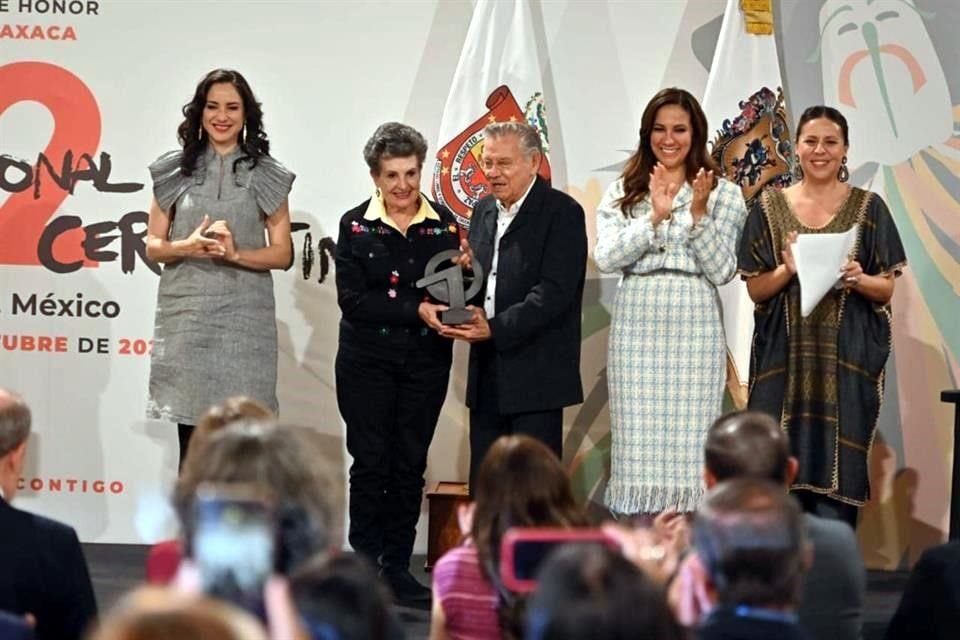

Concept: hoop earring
[[838, 156, 849, 183]]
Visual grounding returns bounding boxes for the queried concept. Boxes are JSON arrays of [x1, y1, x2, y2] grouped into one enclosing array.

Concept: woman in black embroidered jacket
[[335, 122, 460, 605]]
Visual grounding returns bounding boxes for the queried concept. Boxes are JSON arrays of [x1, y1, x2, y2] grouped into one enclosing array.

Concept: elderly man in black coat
[[442, 121, 587, 487]]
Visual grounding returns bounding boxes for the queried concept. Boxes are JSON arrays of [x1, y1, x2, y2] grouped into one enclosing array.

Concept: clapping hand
[[690, 168, 715, 222], [649, 163, 680, 225]]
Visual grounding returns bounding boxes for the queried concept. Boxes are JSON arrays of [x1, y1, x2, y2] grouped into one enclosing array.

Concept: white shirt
[[484, 177, 537, 318]]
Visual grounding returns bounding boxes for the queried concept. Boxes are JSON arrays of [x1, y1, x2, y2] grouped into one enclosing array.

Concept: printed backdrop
[[0, 0, 956, 568]]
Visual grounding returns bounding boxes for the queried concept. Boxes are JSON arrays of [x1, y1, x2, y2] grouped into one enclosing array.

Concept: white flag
[[701, 0, 793, 407], [432, 0, 552, 228]]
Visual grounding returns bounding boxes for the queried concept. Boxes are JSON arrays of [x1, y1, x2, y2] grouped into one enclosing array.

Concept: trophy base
[[441, 308, 474, 325]]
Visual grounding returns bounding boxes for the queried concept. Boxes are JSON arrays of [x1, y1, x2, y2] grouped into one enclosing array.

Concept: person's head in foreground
[[471, 434, 587, 638], [290, 553, 403, 640], [524, 542, 685, 640], [173, 420, 335, 574], [704, 410, 797, 487], [0, 387, 30, 501], [90, 586, 266, 640], [692, 478, 810, 611]]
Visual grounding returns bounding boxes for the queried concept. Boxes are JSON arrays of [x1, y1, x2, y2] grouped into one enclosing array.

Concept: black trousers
[[177, 423, 195, 472], [796, 490, 859, 529], [468, 342, 563, 490], [336, 343, 450, 574]]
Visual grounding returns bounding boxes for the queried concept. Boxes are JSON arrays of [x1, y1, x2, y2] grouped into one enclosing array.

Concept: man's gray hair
[[0, 388, 31, 457], [483, 122, 543, 157]]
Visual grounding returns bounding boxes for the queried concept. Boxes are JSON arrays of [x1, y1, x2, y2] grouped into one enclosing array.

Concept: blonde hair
[[90, 587, 266, 640]]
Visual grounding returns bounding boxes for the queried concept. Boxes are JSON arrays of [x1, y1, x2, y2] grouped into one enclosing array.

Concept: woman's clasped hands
[[184, 215, 237, 261]]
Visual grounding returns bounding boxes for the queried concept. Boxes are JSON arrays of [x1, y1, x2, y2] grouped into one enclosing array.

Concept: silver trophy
[[416, 249, 484, 325]]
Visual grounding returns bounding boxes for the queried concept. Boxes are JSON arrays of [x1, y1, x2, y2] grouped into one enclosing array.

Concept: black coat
[[466, 177, 587, 414], [0, 499, 97, 640], [885, 541, 960, 640]]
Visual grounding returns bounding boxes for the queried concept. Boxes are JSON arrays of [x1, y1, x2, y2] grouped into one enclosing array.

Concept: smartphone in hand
[[192, 483, 275, 616], [499, 527, 620, 593]]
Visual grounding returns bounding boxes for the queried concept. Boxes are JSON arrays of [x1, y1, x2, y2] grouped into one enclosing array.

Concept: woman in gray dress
[[145, 69, 295, 467]]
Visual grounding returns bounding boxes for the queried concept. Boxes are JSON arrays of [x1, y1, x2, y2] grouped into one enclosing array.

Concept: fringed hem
[[604, 482, 704, 515]]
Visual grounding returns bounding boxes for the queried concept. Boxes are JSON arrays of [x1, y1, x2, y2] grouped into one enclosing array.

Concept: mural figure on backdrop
[[144, 68, 295, 470], [777, 0, 960, 560]]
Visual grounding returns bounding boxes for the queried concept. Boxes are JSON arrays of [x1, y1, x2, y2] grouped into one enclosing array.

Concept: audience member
[[182, 397, 273, 474], [290, 553, 403, 640], [694, 410, 865, 639], [692, 479, 810, 640], [0, 610, 33, 640], [0, 387, 98, 640], [147, 397, 275, 583], [89, 586, 266, 640], [884, 540, 960, 640], [430, 435, 587, 640], [524, 543, 685, 640], [173, 421, 336, 577]]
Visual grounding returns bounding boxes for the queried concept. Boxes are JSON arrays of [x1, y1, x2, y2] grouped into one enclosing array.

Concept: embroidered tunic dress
[[146, 147, 295, 424], [738, 187, 906, 506], [595, 178, 748, 513]]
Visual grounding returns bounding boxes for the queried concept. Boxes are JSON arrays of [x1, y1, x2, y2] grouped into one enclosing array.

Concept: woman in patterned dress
[[595, 88, 748, 516], [145, 69, 295, 468], [738, 106, 906, 528]]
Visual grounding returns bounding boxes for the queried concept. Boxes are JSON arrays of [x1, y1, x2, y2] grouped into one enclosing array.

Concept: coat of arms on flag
[[710, 87, 793, 203], [432, 85, 552, 227]]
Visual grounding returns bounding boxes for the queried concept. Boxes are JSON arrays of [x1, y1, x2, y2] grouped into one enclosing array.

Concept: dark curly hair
[[616, 87, 717, 215], [176, 68, 270, 176]]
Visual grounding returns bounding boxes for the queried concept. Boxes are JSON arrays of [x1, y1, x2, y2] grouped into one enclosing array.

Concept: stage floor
[[83, 543, 904, 639]]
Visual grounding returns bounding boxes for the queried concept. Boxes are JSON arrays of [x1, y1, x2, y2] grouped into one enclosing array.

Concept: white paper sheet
[[793, 225, 859, 317]]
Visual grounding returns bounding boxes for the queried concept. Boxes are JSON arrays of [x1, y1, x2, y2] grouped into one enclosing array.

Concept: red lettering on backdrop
[[0, 62, 101, 266]]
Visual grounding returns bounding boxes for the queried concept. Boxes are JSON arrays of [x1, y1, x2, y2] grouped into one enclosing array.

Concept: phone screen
[[500, 528, 616, 592], [193, 487, 274, 614], [512, 539, 566, 581]]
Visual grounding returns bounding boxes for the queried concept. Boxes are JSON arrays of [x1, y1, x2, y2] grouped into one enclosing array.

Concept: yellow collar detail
[[363, 192, 440, 234]]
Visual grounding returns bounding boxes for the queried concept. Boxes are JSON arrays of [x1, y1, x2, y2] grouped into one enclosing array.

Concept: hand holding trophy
[[416, 249, 484, 325]]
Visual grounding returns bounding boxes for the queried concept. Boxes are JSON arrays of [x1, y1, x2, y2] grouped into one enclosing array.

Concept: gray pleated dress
[[146, 146, 295, 424]]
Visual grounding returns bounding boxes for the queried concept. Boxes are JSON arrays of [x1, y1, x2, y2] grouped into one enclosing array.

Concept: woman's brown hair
[[470, 435, 587, 640], [616, 87, 717, 215]]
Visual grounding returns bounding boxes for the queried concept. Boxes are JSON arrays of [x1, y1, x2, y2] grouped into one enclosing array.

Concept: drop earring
[[838, 156, 849, 183], [793, 157, 804, 181]]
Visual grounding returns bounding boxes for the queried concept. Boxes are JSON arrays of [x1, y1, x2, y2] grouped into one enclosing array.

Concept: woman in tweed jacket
[[594, 88, 748, 515]]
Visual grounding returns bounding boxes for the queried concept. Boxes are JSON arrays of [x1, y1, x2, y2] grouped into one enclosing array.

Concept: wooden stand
[[425, 481, 470, 570]]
